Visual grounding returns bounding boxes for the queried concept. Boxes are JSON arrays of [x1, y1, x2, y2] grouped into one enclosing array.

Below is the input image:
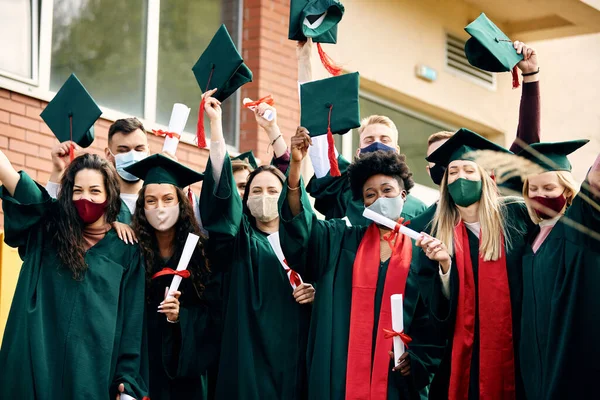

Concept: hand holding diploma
[[362, 208, 421, 240], [243, 96, 275, 122], [166, 233, 200, 299], [387, 294, 412, 376], [158, 287, 181, 322]]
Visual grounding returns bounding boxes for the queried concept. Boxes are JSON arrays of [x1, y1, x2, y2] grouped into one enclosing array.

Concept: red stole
[[345, 223, 412, 400], [449, 221, 516, 400]]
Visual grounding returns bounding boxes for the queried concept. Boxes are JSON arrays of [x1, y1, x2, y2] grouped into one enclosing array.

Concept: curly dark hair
[[241, 165, 286, 225], [50, 153, 121, 279], [348, 151, 415, 201], [132, 185, 210, 300]]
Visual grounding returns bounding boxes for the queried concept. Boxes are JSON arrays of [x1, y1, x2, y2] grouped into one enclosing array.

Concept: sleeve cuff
[[439, 261, 452, 299]]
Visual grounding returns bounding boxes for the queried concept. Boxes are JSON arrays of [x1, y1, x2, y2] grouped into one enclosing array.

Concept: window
[[0, 0, 39, 81]]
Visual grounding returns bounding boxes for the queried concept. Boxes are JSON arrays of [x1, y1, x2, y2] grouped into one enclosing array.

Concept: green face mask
[[448, 178, 483, 207]]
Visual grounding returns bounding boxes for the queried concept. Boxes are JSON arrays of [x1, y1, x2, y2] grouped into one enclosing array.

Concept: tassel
[[196, 98, 207, 148], [326, 105, 341, 177], [316, 43, 343, 76], [511, 66, 520, 89], [187, 187, 193, 204], [69, 115, 75, 162]]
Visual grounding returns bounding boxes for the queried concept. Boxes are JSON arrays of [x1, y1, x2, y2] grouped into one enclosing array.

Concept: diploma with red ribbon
[[160, 103, 191, 155], [267, 231, 304, 290], [163, 233, 199, 299], [243, 95, 275, 121], [363, 208, 421, 240], [388, 294, 412, 366]]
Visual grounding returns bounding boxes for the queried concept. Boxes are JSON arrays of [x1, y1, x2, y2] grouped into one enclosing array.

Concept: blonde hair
[[522, 170, 579, 224], [432, 164, 507, 261], [428, 131, 454, 146], [358, 115, 398, 143]]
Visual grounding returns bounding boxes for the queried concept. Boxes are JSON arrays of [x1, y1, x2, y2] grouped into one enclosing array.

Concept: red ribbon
[[284, 267, 303, 288], [152, 129, 181, 140], [383, 328, 413, 347], [243, 95, 275, 108], [382, 218, 410, 251], [151, 268, 191, 280]]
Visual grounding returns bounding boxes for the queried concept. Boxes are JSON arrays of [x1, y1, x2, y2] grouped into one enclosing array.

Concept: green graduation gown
[[0, 172, 148, 399], [199, 156, 310, 400], [146, 255, 222, 399], [416, 199, 533, 400], [117, 198, 133, 224], [306, 155, 428, 225], [520, 183, 600, 400], [278, 183, 445, 400]]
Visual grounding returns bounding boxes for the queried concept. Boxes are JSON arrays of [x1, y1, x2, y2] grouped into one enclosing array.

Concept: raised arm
[[286, 126, 312, 217], [0, 149, 22, 196], [511, 41, 540, 153]]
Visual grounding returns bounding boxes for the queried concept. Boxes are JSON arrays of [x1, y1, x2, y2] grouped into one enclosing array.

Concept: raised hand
[[514, 41, 538, 75], [202, 89, 222, 122], [416, 233, 451, 273], [291, 126, 312, 163]]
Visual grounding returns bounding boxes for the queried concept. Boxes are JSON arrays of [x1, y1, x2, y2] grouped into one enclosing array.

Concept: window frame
[[0, 0, 242, 151]]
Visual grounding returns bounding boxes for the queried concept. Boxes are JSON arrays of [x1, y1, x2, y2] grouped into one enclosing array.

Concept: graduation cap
[[192, 24, 253, 148], [300, 72, 360, 176], [426, 128, 511, 169], [464, 13, 523, 89], [518, 140, 589, 172], [231, 151, 258, 170], [289, 0, 345, 76], [40, 73, 102, 161], [124, 154, 204, 190]]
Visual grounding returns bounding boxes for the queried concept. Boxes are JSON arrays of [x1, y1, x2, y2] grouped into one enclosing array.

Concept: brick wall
[[0, 0, 299, 229]]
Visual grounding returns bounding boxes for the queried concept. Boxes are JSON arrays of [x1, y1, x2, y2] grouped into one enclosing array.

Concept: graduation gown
[[0, 172, 148, 399], [199, 156, 311, 400], [520, 183, 600, 400], [146, 256, 222, 399], [279, 183, 445, 400], [117, 197, 133, 224], [306, 155, 428, 225], [416, 199, 533, 400]]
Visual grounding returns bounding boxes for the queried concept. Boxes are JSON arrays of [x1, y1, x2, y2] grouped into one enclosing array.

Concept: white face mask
[[145, 204, 180, 231], [246, 194, 279, 223], [111, 149, 148, 182], [367, 195, 405, 222]]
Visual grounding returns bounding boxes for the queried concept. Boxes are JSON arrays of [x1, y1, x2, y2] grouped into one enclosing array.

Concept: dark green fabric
[[300, 73, 360, 138], [192, 24, 253, 102], [520, 181, 600, 400], [415, 198, 533, 400], [278, 181, 444, 399], [145, 255, 222, 399], [0, 172, 148, 399], [288, 0, 344, 44], [199, 156, 310, 400], [40, 73, 101, 148], [117, 197, 133, 224], [408, 203, 437, 234], [306, 154, 428, 226], [517, 139, 589, 172], [124, 154, 204, 188], [464, 13, 523, 73]]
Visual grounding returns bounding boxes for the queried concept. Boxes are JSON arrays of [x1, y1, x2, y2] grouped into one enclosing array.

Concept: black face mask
[[429, 164, 446, 186]]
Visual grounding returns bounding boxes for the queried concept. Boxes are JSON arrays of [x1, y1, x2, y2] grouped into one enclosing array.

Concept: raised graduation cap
[[289, 0, 345, 76], [40, 73, 102, 161], [231, 151, 258, 170], [300, 72, 360, 176], [124, 154, 204, 189], [464, 13, 523, 88], [426, 128, 511, 169], [192, 24, 253, 148], [518, 139, 589, 172]]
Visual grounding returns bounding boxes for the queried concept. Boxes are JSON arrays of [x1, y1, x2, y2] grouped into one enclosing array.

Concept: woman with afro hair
[[277, 127, 445, 400]]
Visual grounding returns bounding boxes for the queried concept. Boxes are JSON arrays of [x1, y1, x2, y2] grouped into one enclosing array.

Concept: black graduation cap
[[231, 151, 258, 170], [124, 154, 204, 188], [192, 24, 253, 148], [300, 72, 360, 176], [518, 140, 589, 172], [40, 73, 102, 160]]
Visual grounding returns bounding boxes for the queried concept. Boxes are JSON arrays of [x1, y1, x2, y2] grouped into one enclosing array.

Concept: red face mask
[[531, 193, 567, 220], [73, 199, 108, 224]]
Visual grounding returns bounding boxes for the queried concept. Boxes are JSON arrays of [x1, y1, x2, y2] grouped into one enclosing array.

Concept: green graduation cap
[[464, 13, 523, 87], [288, 0, 345, 44], [40, 73, 101, 149], [300, 72, 360, 176], [426, 128, 511, 169], [124, 154, 204, 188], [231, 151, 258, 170], [518, 140, 589, 172]]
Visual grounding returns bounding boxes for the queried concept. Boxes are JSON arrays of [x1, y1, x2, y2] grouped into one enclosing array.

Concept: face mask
[[73, 199, 108, 224], [531, 194, 567, 220], [145, 204, 180, 232], [246, 194, 279, 223], [360, 142, 396, 156], [111, 150, 148, 182], [448, 178, 483, 207], [429, 164, 446, 186], [367, 195, 405, 222]]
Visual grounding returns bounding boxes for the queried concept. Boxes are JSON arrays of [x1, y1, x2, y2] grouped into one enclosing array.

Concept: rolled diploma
[[163, 103, 191, 155], [243, 98, 275, 121], [391, 294, 405, 367], [166, 233, 200, 299], [120, 395, 135, 400], [362, 208, 421, 240], [267, 232, 303, 288]]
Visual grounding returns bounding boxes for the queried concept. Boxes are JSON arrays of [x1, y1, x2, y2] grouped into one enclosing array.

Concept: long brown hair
[[132, 185, 210, 299], [52, 153, 121, 279]]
